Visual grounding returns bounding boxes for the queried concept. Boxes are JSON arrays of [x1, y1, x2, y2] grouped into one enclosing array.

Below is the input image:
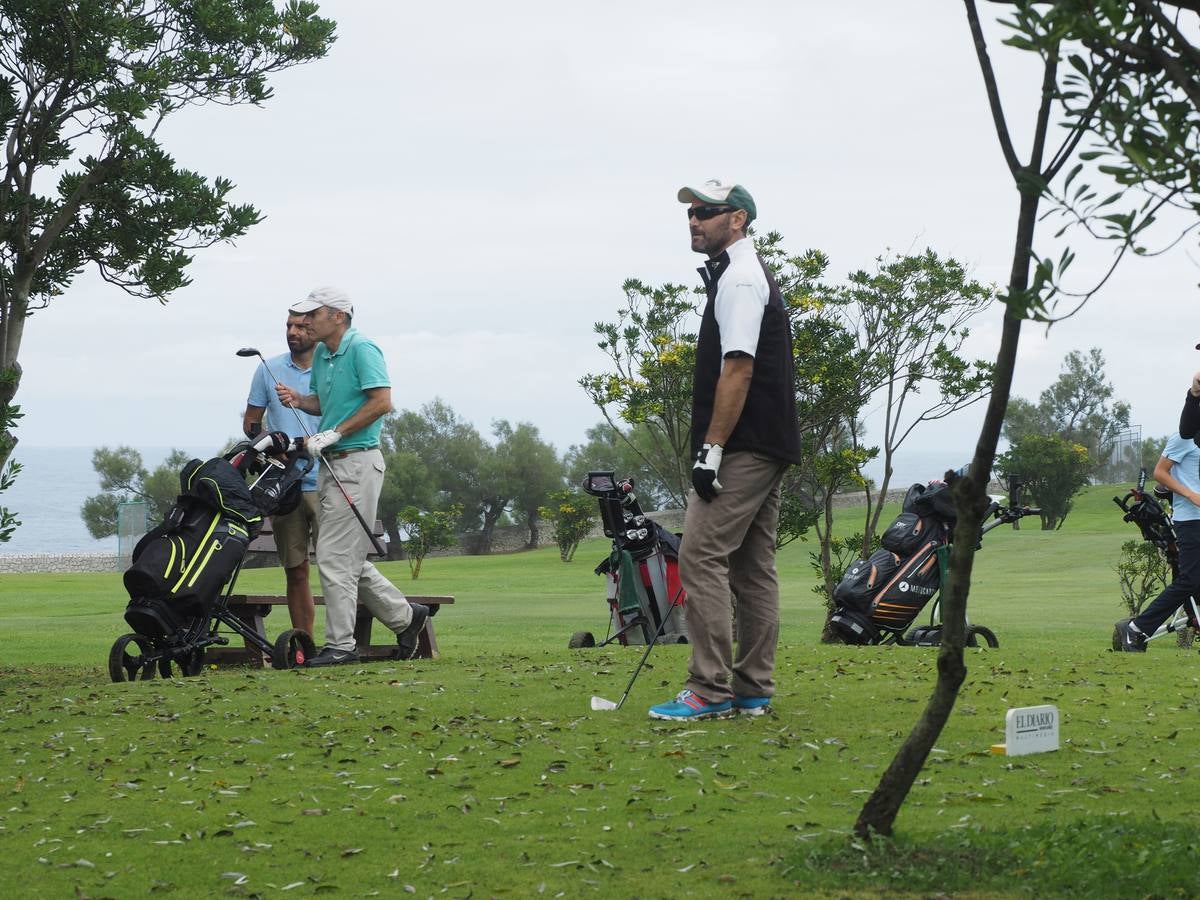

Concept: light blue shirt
[[1162, 433, 1200, 523], [247, 353, 322, 491]]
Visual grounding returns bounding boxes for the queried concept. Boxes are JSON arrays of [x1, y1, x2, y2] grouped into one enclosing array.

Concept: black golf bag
[[122, 435, 312, 641], [829, 481, 955, 645], [829, 475, 1036, 647], [123, 457, 263, 640], [110, 433, 318, 681], [1114, 470, 1179, 574]]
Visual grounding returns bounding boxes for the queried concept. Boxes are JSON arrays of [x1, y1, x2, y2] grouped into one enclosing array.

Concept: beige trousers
[[316, 449, 413, 651], [680, 451, 787, 703]]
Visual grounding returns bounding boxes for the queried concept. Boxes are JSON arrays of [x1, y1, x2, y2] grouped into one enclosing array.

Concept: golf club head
[[236, 347, 263, 358], [590, 696, 618, 712]]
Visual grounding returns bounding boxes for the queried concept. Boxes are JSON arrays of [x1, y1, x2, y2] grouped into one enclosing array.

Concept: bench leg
[[419, 620, 438, 659], [232, 604, 270, 668], [353, 604, 377, 655], [350, 604, 438, 660]]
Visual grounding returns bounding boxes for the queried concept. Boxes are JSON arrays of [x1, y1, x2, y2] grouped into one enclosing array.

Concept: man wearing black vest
[[649, 179, 802, 721]]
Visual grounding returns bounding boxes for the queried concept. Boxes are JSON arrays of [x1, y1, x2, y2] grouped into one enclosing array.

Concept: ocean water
[[0, 446, 207, 555], [861, 451, 976, 493]]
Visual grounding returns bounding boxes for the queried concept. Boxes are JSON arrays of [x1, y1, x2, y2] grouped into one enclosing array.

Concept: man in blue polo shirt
[[1115, 375, 1200, 651], [275, 286, 429, 667], [243, 311, 322, 635]]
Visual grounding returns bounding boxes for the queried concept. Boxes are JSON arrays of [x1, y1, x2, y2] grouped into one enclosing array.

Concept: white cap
[[290, 286, 353, 316]]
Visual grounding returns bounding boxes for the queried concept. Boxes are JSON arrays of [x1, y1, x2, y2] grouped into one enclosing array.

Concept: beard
[[691, 219, 735, 256]]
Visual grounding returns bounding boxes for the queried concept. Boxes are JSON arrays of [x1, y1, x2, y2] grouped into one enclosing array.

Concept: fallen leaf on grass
[[498, 758, 521, 768]]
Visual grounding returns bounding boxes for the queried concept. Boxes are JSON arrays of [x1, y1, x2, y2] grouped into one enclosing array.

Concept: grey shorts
[[271, 491, 319, 569]]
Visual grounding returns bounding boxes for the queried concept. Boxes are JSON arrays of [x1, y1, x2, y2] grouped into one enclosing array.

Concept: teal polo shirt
[[309, 328, 390, 450]]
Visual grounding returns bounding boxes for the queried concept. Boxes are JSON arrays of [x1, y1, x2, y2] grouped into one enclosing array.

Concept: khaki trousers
[[316, 449, 413, 651], [680, 451, 787, 703]]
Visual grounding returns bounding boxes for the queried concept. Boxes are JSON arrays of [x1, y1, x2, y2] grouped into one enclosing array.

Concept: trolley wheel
[[906, 625, 942, 646], [109, 634, 157, 683], [272, 629, 317, 669], [967, 625, 999, 648], [568, 630, 596, 649], [158, 648, 206, 679]]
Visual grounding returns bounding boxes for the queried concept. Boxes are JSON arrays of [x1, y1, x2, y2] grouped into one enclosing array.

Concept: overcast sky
[[13, 1, 1200, 466]]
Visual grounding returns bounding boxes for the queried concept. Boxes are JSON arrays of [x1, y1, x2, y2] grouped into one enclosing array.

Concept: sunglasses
[[687, 204, 736, 221]]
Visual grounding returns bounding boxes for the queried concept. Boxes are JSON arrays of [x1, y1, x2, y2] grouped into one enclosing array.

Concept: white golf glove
[[307, 430, 342, 455], [692, 443, 724, 502]]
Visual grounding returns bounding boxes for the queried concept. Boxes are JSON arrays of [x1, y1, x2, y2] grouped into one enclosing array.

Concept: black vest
[[691, 249, 802, 464]]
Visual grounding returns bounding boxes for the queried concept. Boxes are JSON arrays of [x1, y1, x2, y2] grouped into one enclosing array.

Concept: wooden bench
[[206, 593, 454, 667], [246, 517, 388, 559], [208, 518, 452, 666]]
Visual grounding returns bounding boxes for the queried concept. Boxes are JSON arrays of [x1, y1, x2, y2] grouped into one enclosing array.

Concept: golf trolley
[[830, 475, 1039, 647], [108, 432, 318, 682], [568, 472, 688, 649], [1113, 468, 1199, 647]]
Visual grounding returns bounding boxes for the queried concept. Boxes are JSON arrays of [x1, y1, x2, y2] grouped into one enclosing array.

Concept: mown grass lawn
[[1, 484, 1198, 898]]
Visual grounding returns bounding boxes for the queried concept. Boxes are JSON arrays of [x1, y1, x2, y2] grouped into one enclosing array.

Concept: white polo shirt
[[714, 236, 769, 358]]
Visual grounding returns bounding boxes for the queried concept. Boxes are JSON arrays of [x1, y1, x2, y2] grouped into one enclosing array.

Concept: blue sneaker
[[733, 696, 771, 716], [648, 690, 733, 721]]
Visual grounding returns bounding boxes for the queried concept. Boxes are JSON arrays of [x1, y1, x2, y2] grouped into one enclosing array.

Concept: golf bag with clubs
[[569, 472, 688, 648], [110, 432, 317, 681], [829, 475, 1037, 647], [1112, 468, 1199, 646]]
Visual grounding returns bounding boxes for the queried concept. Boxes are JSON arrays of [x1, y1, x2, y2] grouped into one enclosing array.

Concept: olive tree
[[0, 0, 335, 535]]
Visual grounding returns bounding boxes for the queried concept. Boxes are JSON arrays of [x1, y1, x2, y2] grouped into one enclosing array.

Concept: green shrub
[[1115, 538, 1170, 617]]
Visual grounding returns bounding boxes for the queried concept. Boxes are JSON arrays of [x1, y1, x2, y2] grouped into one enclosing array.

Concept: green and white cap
[[678, 178, 756, 223]]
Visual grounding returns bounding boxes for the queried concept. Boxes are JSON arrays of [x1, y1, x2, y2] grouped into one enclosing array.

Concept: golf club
[[236, 347, 387, 557], [590, 587, 684, 712]]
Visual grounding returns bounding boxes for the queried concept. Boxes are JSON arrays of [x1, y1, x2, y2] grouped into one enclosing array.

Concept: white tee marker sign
[[992, 705, 1059, 756]]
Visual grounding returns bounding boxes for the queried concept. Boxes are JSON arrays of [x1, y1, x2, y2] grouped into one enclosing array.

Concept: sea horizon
[[0, 445, 974, 556]]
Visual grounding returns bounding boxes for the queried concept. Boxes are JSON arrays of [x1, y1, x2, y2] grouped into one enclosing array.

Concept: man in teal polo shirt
[[275, 286, 429, 667]]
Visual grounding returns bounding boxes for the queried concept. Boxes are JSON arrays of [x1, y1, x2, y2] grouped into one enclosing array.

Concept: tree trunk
[[0, 284, 29, 474], [818, 487, 840, 643], [476, 500, 506, 555], [385, 521, 404, 560], [864, 451, 894, 555], [854, 185, 1042, 838]]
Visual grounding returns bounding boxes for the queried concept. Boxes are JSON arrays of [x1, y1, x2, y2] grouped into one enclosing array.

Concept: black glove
[[1181, 388, 1200, 440], [692, 443, 724, 502]]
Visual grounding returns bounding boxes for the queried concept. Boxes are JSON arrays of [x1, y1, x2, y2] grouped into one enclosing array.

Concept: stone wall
[[0, 553, 118, 574]]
